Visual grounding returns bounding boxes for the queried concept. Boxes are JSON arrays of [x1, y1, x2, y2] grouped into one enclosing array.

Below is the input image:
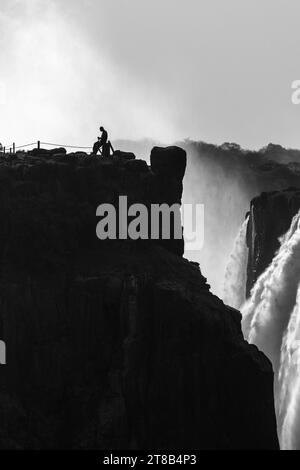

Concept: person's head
[[100, 126, 104, 132]]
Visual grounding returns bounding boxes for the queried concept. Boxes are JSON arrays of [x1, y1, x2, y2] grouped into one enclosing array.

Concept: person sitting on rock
[[92, 126, 108, 156]]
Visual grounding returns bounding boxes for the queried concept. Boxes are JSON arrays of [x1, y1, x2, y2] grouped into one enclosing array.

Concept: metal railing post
[[37, 140, 40, 149], [13, 143, 15, 153]]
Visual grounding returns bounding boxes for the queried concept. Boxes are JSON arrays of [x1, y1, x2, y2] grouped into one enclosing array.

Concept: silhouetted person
[[92, 126, 108, 155]]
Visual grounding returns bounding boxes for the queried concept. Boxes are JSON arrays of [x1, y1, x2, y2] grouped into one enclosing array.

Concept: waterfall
[[223, 217, 249, 309], [280, 285, 300, 449], [241, 210, 300, 449]]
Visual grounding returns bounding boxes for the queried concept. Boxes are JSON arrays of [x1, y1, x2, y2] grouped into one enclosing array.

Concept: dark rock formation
[[246, 188, 300, 296], [151, 146, 187, 181], [114, 150, 136, 161], [124, 159, 148, 174], [0, 147, 279, 449], [29, 147, 67, 157]]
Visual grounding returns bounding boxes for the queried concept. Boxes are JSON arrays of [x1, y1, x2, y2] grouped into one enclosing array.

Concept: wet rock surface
[[246, 188, 300, 296]]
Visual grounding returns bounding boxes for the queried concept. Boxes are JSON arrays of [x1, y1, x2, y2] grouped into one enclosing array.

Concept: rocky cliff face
[[246, 188, 300, 296], [0, 146, 279, 449]]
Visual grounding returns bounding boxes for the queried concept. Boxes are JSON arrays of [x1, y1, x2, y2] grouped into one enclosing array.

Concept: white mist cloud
[[0, 0, 176, 147], [223, 216, 249, 309], [3, 0, 300, 148]]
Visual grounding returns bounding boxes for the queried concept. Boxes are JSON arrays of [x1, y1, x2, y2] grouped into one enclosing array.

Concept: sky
[[1, 0, 300, 149]]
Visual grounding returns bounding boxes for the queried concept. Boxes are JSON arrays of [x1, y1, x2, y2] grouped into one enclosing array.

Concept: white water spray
[[279, 284, 300, 449], [241, 210, 300, 449], [223, 217, 249, 309]]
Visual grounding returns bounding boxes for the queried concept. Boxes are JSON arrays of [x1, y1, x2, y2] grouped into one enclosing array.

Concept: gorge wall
[[0, 146, 279, 449], [246, 188, 300, 296]]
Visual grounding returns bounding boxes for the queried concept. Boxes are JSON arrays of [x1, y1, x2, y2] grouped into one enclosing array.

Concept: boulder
[[28, 147, 67, 157], [49, 147, 67, 156], [114, 150, 136, 161], [150, 146, 187, 181], [124, 159, 149, 173]]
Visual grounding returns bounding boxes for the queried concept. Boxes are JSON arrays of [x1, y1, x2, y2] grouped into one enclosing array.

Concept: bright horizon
[[1, 0, 300, 150]]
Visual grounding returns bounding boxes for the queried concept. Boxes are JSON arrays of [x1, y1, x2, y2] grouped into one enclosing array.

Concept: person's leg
[[92, 141, 100, 155], [102, 143, 110, 158], [98, 144, 104, 156]]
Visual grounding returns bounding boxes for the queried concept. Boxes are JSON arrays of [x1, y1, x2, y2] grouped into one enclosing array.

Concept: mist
[[110, 139, 300, 297], [3, 0, 300, 298], [0, 0, 176, 148], [3, 1, 300, 150], [223, 216, 249, 309], [182, 143, 254, 296]]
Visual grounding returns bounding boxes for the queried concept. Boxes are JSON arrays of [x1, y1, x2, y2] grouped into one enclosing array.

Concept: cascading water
[[241, 210, 300, 449], [279, 285, 300, 449], [223, 217, 249, 310]]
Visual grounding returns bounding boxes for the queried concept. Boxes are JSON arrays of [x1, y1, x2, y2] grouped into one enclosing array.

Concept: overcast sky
[[1, 0, 300, 149]]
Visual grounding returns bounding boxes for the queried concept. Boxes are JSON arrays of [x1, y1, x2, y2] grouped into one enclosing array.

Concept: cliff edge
[[0, 146, 279, 449]]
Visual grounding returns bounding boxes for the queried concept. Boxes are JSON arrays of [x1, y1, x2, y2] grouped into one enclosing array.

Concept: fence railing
[[0, 140, 93, 154]]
